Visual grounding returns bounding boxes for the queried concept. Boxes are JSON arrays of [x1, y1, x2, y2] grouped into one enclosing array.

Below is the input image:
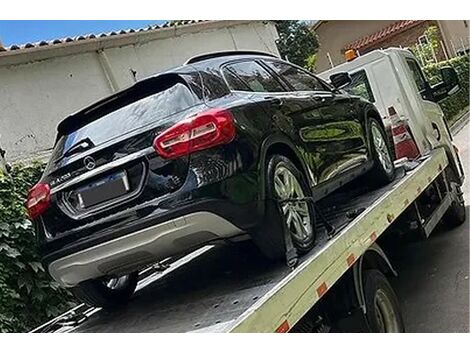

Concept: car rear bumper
[[48, 211, 244, 287]]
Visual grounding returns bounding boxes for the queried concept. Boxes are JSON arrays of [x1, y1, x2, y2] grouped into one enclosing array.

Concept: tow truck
[[32, 48, 466, 333]]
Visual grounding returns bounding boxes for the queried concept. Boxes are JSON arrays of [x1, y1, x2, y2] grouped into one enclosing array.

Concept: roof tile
[[345, 20, 425, 51], [1, 20, 206, 53]]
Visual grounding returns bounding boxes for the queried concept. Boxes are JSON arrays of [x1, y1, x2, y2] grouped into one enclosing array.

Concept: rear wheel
[[363, 270, 404, 333], [367, 119, 396, 186], [443, 184, 466, 228], [253, 155, 316, 260], [70, 272, 138, 309]]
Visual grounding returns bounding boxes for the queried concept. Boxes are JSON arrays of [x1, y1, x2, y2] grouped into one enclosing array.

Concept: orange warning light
[[345, 49, 358, 62]]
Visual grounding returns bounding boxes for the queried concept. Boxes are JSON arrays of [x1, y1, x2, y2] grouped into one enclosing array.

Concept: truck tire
[[363, 270, 404, 333], [253, 154, 316, 260], [443, 184, 466, 228], [367, 119, 396, 186], [70, 272, 138, 309]]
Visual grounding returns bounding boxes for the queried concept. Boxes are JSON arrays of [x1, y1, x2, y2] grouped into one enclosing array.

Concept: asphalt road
[[393, 119, 469, 332]]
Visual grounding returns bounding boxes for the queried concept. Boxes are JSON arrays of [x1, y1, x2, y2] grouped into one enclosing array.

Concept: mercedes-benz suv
[[27, 51, 396, 308]]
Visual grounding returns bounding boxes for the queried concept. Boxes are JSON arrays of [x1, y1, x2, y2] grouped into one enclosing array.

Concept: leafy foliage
[[275, 21, 319, 68], [423, 54, 470, 124], [0, 162, 76, 332], [410, 26, 441, 66], [305, 53, 318, 72]]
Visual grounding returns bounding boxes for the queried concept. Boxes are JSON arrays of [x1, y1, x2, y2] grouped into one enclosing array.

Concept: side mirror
[[329, 72, 352, 90], [432, 66, 460, 102], [440, 66, 460, 95]]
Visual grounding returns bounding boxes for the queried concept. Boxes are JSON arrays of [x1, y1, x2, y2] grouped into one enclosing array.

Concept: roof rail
[[185, 51, 277, 65]]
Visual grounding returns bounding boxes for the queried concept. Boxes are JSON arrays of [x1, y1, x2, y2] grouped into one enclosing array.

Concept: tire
[[367, 118, 396, 186], [443, 184, 466, 228], [363, 270, 405, 333], [253, 154, 316, 260], [70, 272, 138, 309]]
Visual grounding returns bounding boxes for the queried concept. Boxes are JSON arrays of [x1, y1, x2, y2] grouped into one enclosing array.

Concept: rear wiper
[[62, 138, 95, 159]]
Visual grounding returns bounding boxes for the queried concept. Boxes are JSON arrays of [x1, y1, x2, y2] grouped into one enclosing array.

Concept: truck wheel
[[367, 119, 396, 186], [70, 272, 138, 309], [363, 270, 404, 333], [443, 184, 466, 228], [254, 154, 316, 260]]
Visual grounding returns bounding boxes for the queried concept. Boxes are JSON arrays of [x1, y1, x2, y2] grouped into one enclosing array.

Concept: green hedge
[[423, 55, 469, 124], [0, 163, 76, 332]]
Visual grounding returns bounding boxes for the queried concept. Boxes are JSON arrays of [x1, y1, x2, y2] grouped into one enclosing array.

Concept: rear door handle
[[265, 97, 283, 107], [312, 96, 326, 103]]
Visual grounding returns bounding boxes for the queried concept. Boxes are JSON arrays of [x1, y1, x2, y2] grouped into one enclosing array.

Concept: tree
[[410, 26, 441, 66], [274, 21, 319, 68]]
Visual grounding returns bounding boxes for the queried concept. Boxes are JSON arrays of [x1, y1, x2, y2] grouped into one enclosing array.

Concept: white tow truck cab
[[32, 49, 466, 334], [319, 48, 464, 184]]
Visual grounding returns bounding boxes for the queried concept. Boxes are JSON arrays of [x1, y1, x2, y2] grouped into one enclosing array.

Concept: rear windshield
[[53, 79, 199, 159]]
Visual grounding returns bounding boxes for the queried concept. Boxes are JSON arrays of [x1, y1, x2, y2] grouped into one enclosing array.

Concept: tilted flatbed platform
[[32, 147, 454, 333]]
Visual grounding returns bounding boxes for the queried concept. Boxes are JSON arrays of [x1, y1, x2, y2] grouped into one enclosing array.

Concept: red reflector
[[275, 320, 290, 333], [26, 183, 51, 219], [347, 253, 355, 267], [391, 125, 407, 135], [153, 108, 235, 159], [370, 231, 377, 241], [316, 282, 328, 298], [394, 139, 420, 160]]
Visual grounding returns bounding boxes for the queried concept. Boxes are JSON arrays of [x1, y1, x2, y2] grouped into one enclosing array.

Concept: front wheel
[[367, 119, 396, 186], [70, 272, 138, 309], [253, 155, 316, 260]]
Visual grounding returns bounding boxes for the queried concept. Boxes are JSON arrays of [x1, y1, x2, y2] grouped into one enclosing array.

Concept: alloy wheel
[[273, 165, 312, 244], [371, 123, 393, 174]]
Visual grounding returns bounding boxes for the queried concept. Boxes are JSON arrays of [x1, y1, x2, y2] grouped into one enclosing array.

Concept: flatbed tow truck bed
[[33, 147, 453, 333]]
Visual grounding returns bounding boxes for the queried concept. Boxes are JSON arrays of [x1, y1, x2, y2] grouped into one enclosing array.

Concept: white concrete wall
[[0, 21, 279, 160]]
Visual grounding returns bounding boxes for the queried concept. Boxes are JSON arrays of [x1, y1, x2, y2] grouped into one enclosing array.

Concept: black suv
[[27, 51, 395, 308]]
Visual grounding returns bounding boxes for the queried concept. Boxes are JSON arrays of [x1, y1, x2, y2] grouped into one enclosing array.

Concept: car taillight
[[26, 183, 51, 220], [153, 108, 236, 159]]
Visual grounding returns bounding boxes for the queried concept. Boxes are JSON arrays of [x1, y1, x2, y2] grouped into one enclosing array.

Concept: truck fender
[[353, 243, 397, 314]]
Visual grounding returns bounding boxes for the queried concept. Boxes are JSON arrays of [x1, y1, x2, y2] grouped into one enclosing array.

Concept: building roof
[[345, 20, 425, 50], [0, 20, 262, 67], [0, 20, 205, 52]]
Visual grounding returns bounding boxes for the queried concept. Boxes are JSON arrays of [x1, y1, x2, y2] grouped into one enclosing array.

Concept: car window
[[344, 70, 375, 102], [406, 58, 427, 92], [223, 61, 285, 93], [223, 67, 253, 91], [52, 80, 199, 160], [264, 60, 326, 92]]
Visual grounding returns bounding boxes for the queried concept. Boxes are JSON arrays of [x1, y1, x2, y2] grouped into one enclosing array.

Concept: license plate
[[77, 171, 130, 209]]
